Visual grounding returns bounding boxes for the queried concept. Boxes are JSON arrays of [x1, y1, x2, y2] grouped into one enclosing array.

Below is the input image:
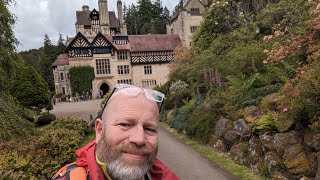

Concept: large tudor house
[[52, 0, 181, 97]]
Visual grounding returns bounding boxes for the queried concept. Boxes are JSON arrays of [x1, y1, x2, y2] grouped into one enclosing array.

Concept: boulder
[[264, 151, 283, 172], [213, 139, 228, 152], [276, 115, 295, 133], [208, 135, 227, 152], [274, 131, 302, 156], [259, 132, 275, 151], [306, 152, 318, 177], [304, 131, 320, 151], [282, 144, 311, 175], [261, 93, 281, 112], [270, 171, 292, 180], [315, 154, 320, 180], [247, 135, 265, 166], [243, 105, 263, 122], [214, 117, 233, 138], [224, 131, 240, 148], [234, 119, 251, 139], [229, 143, 249, 165]]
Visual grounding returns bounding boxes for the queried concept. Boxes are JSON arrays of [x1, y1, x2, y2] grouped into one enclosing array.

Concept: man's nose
[[128, 125, 147, 146]]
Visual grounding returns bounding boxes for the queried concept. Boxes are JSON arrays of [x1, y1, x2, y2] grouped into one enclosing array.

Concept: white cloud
[[10, 0, 179, 51]]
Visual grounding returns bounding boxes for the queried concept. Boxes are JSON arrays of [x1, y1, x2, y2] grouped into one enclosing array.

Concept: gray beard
[[107, 158, 149, 180], [96, 129, 157, 180]]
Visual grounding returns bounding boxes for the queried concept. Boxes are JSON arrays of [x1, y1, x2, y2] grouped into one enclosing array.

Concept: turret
[[117, 0, 123, 26]]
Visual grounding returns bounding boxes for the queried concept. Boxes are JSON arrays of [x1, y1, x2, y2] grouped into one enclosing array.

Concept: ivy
[[69, 66, 95, 95]]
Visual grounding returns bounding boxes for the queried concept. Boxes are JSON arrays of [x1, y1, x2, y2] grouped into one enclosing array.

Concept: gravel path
[[51, 100, 237, 180]]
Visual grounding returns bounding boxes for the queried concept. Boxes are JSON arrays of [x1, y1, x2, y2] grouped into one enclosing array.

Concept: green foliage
[[124, 0, 170, 35], [10, 61, 50, 109], [170, 98, 197, 131], [0, 94, 35, 141], [253, 113, 277, 132], [69, 66, 95, 95], [0, 117, 88, 179], [36, 113, 56, 126]]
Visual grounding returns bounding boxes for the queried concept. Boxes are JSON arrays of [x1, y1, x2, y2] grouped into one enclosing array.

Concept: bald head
[[101, 91, 159, 123]]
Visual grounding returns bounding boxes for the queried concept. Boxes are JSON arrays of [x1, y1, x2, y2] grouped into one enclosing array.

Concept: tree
[[124, 0, 170, 35], [11, 61, 50, 109], [39, 34, 58, 92], [0, 0, 18, 93], [69, 66, 95, 95]]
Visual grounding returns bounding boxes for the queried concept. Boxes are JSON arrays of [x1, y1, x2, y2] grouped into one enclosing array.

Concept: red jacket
[[53, 141, 179, 180]]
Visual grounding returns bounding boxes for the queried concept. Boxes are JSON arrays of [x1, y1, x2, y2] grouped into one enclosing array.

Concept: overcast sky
[[9, 0, 179, 52]]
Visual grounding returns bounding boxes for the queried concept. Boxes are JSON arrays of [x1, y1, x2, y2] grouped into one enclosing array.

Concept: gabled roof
[[76, 10, 120, 29], [170, 0, 206, 22], [52, 54, 69, 67], [128, 34, 181, 52], [66, 32, 91, 50], [64, 34, 181, 52]]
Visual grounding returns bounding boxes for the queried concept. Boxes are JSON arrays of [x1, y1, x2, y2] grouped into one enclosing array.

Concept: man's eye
[[145, 128, 156, 134], [118, 123, 131, 128]]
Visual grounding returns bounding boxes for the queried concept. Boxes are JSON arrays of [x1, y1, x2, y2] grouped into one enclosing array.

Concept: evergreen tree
[[39, 34, 57, 92], [0, 0, 18, 92], [124, 0, 170, 35], [11, 61, 50, 109]]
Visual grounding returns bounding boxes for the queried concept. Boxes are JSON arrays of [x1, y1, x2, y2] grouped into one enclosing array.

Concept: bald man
[[53, 85, 179, 180]]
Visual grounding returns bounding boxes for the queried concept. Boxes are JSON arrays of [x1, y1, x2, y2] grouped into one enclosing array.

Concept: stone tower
[[99, 0, 110, 34]]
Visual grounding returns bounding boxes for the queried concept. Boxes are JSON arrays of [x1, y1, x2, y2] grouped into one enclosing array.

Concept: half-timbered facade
[[53, 0, 181, 97], [59, 32, 180, 96]]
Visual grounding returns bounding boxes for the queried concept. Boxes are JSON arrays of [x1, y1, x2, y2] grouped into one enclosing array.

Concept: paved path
[[51, 100, 237, 180]]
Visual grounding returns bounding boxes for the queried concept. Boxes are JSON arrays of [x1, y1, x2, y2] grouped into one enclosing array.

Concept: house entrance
[[99, 83, 110, 98]]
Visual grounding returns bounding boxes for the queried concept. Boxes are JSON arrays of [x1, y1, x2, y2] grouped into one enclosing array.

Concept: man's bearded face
[[95, 92, 159, 180], [96, 129, 157, 180]]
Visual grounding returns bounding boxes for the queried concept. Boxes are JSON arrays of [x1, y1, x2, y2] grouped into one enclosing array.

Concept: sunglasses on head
[[97, 84, 165, 119]]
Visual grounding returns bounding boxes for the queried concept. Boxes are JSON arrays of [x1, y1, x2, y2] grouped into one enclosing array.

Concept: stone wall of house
[[132, 63, 170, 88]]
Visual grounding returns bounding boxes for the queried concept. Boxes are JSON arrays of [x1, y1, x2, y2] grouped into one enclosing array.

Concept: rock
[[299, 176, 312, 180], [247, 135, 265, 166], [315, 154, 320, 180], [306, 152, 318, 177], [276, 115, 295, 132], [243, 105, 263, 122], [282, 144, 311, 175], [304, 131, 320, 151], [214, 139, 228, 152], [261, 93, 281, 112], [208, 135, 227, 152], [270, 171, 291, 180], [259, 132, 275, 151], [264, 151, 283, 172], [208, 135, 218, 146], [214, 117, 233, 138], [274, 131, 302, 156], [229, 143, 249, 165], [234, 119, 251, 139], [224, 131, 240, 148]]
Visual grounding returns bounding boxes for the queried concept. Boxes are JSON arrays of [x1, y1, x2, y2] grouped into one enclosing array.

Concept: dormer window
[[190, 8, 200, 16]]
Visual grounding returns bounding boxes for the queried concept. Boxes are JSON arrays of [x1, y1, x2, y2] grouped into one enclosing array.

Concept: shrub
[[36, 113, 56, 126], [0, 117, 88, 179], [252, 112, 277, 133]]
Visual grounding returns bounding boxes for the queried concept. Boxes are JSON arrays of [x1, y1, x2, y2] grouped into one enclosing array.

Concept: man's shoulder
[[52, 162, 88, 180], [149, 159, 180, 180]]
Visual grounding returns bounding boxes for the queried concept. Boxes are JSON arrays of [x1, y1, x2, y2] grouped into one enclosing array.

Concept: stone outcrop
[[210, 116, 320, 179]]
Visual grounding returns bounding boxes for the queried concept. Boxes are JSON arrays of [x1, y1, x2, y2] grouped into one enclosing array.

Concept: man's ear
[[95, 118, 103, 142]]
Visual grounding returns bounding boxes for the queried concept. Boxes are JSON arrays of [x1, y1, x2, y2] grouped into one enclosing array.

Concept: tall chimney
[[82, 5, 89, 12], [117, 0, 123, 26], [99, 0, 110, 34]]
